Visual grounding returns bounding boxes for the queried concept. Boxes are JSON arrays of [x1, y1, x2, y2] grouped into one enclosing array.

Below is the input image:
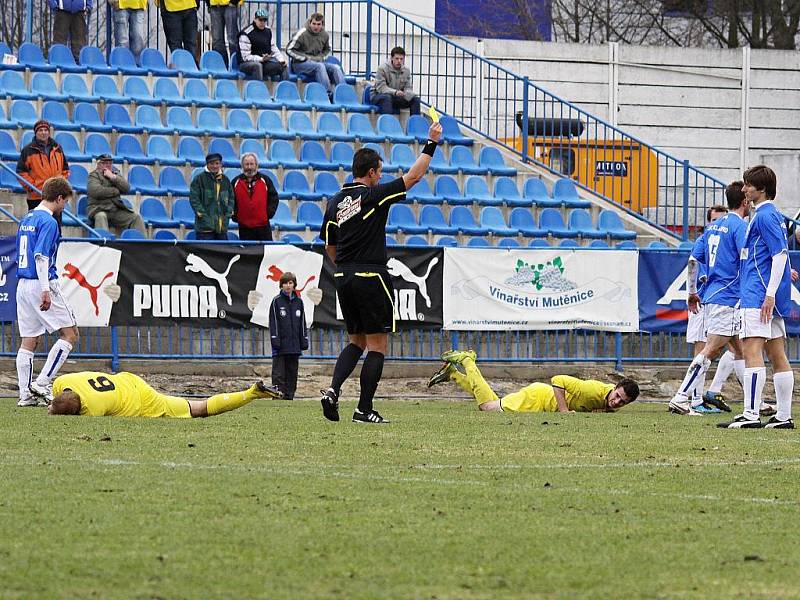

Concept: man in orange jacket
[[16, 120, 70, 213]]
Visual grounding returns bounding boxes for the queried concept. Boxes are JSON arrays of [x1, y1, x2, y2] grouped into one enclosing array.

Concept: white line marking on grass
[[553, 486, 799, 506], [409, 457, 800, 470]]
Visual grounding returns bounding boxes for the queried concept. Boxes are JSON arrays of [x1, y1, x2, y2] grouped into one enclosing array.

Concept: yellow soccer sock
[[206, 390, 255, 416], [461, 357, 499, 406]]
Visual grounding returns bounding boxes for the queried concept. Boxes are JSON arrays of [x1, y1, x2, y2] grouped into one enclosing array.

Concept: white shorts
[[739, 307, 786, 340], [704, 304, 740, 337], [686, 305, 706, 344], [16, 278, 77, 338]]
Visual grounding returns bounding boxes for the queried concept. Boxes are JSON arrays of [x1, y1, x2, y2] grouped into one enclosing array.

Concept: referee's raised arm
[[402, 122, 443, 190]]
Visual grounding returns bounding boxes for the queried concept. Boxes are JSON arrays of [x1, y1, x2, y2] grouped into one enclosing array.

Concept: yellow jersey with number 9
[[53, 372, 148, 417]]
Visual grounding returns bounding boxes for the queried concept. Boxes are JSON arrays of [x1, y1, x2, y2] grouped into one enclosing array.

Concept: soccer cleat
[[320, 388, 339, 422], [716, 414, 763, 429], [352, 409, 389, 424], [668, 398, 693, 415], [763, 416, 794, 429], [760, 403, 777, 417], [693, 403, 722, 414], [17, 396, 40, 407], [702, 391, 732, 412], [254, 380, 284, 399], [29, 381, 53, 406], [427, 362, 455, 388], [440, 349, 476, 364]]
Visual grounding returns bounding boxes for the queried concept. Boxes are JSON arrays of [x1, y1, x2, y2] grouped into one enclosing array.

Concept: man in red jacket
[[231, 153, 279, 241]]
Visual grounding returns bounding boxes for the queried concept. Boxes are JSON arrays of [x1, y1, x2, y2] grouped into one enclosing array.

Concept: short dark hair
[[743, 165, 776, 200], [617, 378, 640, 402], [391, 46, 405, 57], [279, 271, 297, 286], [706, 205, 727, 223], [352, 148, 382, 178], [725, 181, 745, 210], [309, 12, 324, 23], [42, 176, 73, 203]]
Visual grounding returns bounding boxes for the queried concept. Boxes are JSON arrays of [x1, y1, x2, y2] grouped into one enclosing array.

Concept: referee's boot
[[29, 381, 54, 406], [320, 387, 340, 422], [702, 391, 731, 412], [352, 409, 389, 424]]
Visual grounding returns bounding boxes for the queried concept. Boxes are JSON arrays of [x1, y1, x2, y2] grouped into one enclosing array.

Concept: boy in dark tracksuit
[[269, 272, 308, 400]]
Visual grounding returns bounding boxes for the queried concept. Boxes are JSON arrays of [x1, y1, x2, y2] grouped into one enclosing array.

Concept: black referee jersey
[[320, 178, 407, 265]]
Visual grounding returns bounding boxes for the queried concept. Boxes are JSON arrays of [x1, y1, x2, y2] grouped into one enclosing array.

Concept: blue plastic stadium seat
[[140, 197, 178, 226], [200, 50, 239, 79], [79, 46, 116, 74], [509, 207, 546, 237], [116, 134, 151, 164], [553, 178, 591, 208], [0, 105, 14, 130], [301, 141, 335, 170], [303, 82, 336, 111], [347, 113, 385, 142], [450, 146, 486, 175], [62, 196, 89, 226], [387, 145, 414, 173], [362, 142, 387, 165], [55, 132, 90, 162], [648, 240, 669, 249], [429, 147, 458, 175], [257, 110, 293, 139], [0, 131, 19, 159], [42, 101, 79, 131], [568, 208, 604, 239], [109, 47, 147, 75], [81, 102, 119, 132], [281, 233, 305, 244], [240, 139, 271, 167], [0, 169, 25, 193], [420, 205, 458, 235], [436, 236, 459, 247], [140, 48, 178, 76], [387, 204, 426, 234], [598, 209, 637, 240], [406, 115, 430, 142], [176, 137, 206, 166], [154, 78, 190, 107], [171, 198, 196, 227], [92, 75, 130, 104], [460, 176, 496, 207], [405, 235, 428, 246], [493, 177, 528, 207], [171, 49, 203, 78], [31, 73, 68, 102], [529, 238, 551, 248], [84, 133, 113, 161], [129, 166, 166, 195], [467, 237, 490, 247], [19, 42, 56, 72], [283, 171, 321, 201], [314, 172, 340, 198], [2, 72, 36, 100], [91, 228, 117, 240], [385, 234, 399, 246], [68, 165, 89, 193], [407, 178, 442, 204], [589, 239, 610, 248], [479, 147, 516, 176], [197, 107, 232, 137], [48, 43, 85, 73], [480, 206, 518, 236], [539, 207, 574, 238], [154, 229, 179, 240], [326, 56, 357, 84], [273, 81, 307, 110], [376, 114, 414, 143], [208, 138, 239, 167], [317, 113, 354, 141], [329, 142, 355, 169], [434, 175, 467, 205], [62, 74, 98, 103], [678, 240, 694, 250], [287, 111, 323, 140], [243, 80, 278, 109], [147, 136, 181, 166], [332, 84, 371, 112], [297, 201, 324, 229], [440, 116, 473, 145], [124, 76, 158, 105], [135, 105, 172, 135], [121, 228, 146, 240], [215, 80, 248, 108], [524, 178, 560, 208], [184, 79, 222, 108], [560, 239, 580, 248], [167, 107, 204, 136], [269, 140, 306, 169], [226, 109, 260, 138], [616, 240, 638, 249], [498, 238, 521, 248], [159, 167, 189, 195], [272, 201, 304, 231], [449, 206, 487, 236]]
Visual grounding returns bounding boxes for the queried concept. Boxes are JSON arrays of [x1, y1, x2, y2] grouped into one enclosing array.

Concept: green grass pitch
[[1, 398, 798, 599]]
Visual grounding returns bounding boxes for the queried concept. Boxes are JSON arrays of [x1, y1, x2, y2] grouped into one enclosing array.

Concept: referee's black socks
[[331, 343, 363, 395], [358, 351, 385, 413]]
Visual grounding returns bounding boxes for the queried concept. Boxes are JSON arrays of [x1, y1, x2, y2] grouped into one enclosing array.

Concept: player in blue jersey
[[670, 183, 750, 415], [719, 166, 794, 429], [15, 177, 79, 407]]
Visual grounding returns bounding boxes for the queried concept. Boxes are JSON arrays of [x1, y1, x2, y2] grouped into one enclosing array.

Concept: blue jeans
[[210, 4, 239, 67], [372, 93, 421, 115], [113, 8, 146, 61], [291, 59, 345, 93]]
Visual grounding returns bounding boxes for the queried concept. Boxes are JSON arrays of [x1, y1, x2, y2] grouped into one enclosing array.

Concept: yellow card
[[428, 106, 440, 123]]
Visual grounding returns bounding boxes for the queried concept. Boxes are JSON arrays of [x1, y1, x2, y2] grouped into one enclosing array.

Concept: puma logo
[[62, 263, 114, 316], [386, 257, 438, 308], [185, 253, 240, 305], [266, 264, 316, 297]]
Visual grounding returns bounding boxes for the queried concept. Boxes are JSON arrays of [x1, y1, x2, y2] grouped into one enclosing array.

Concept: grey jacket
[[371, 61, 416, 101], [86, 168, 132, 218], [285, 20, 331, 62]]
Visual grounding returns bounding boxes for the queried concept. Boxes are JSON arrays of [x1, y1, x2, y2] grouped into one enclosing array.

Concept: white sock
[[733, 359, 745, 386], [677, 354, 711, 401], [36, 339, 72, 386], [708, 351, 735, 393], [773, 371, 794, 421], [16, 348, 34, 399], [742, 367, 766, 420]]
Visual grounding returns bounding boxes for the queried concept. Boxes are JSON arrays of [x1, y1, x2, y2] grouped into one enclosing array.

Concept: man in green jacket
[[189, 153, 234, 240], [86, 154, 146, 236]]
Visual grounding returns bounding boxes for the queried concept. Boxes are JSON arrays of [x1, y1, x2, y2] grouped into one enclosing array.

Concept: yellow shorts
[[500, 383, 557, 413], [133, 378, 191, 418]]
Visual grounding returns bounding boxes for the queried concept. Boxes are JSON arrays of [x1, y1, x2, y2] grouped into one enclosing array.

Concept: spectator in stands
[[370, 47, 420, 116], [112, 0, 147, 62], [155, 0, 198, 57], [86, 153, 146, 236], [285, 12, 345, 96], [209, 0, 242, 68], [16, 120, 70, 213], [231, 153, 279, 241], [189, 153, 234, 240], [49, 0, 91, 62], [236, 8, 288, 81]]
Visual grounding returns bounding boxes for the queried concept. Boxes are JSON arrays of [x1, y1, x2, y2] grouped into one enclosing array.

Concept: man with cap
[[189, 153, 234, 240], [236, 8, 288, 81], [86, 153, 146, 236], [17, 120, 70, 213]]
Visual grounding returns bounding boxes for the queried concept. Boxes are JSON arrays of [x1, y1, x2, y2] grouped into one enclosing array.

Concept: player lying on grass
[[428, 350, 639, 413], [47, 371, 283, 418]]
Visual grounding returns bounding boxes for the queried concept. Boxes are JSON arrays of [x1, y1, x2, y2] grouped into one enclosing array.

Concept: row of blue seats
[[1, 72, 375, 115]]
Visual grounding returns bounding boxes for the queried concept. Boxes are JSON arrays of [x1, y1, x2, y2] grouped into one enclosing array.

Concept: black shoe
[[255, 380, 284, 399], [717, 414, 763, 429], [702, 391, 731, 412], [427, 362, 454, 388], [320, 388, 339, 422], [760, 403, 777, 417], [352, 409, 389, 424], [764, 416, 794, 429]]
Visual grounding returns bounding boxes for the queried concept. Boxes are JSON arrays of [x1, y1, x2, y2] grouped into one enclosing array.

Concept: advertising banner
[[0, 236, 17, 322]]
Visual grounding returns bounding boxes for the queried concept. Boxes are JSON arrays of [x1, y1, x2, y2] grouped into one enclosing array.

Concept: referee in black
[[319, 120, 443, 423]]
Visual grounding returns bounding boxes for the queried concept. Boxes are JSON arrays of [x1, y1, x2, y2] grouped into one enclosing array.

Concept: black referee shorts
[[334, 266, 395, 334]]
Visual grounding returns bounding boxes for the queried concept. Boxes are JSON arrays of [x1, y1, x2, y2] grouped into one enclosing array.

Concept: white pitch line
[[408, 457, 800, 470]]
